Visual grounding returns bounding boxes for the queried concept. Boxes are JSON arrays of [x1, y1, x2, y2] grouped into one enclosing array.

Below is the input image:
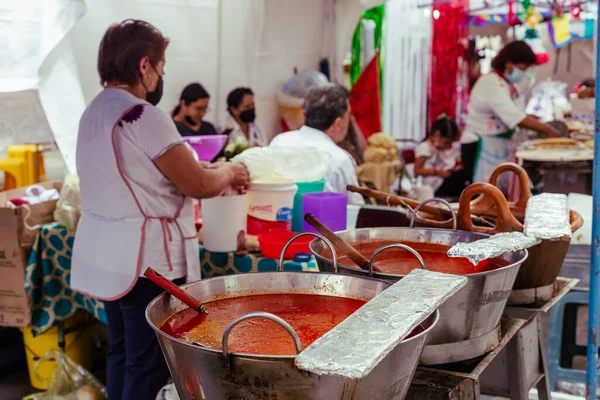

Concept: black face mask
[[240, 108, 256, 123], [184, 115, 198, 126], [146, 75, 164, 106]]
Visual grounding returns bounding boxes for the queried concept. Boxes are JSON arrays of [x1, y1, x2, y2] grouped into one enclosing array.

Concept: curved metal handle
[[221, 312, 302, 358], [278, 232, 338, 273], [369, 243, 426, 277], [409, 198, 457, 230]]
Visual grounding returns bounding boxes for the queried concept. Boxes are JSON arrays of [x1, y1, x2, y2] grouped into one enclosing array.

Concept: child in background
[[414, 116, 463, 196]]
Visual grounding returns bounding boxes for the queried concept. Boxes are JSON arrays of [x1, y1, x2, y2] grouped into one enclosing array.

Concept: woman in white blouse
[[223, 87, 267, 147], [463, 40, 559, 187], [71, 20, 249, 400]]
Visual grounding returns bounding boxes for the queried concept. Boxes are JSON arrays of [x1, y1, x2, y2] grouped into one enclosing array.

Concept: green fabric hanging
[[350, 4, 385, 90]]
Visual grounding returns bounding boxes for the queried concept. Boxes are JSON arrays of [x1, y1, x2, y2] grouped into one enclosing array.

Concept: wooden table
[[516, 146, 593, 195]]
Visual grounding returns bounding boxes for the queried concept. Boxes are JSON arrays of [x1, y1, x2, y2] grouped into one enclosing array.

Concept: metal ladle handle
[[221, 312, 302, 359], [409, 198, 457, 231], [277, 232, 338, 273], [369, 244, 426, 278]]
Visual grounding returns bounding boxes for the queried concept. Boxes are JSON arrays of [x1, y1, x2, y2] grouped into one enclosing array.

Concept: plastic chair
[[547, 290, 600, 389], [7, 144, 45, 184], [0, 158, 27, 190]]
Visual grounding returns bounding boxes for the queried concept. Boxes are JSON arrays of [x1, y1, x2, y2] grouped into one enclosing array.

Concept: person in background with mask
[[462, 40, 559, 187], [223, 87, 267, 147], [172, 83, 218, 136], [71, 20, 249, 400], [270, 84, 365, 204]]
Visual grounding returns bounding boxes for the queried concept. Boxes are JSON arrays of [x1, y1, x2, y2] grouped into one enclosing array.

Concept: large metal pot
[[146, 271, 439, 400], [310, 227, 527, 363]]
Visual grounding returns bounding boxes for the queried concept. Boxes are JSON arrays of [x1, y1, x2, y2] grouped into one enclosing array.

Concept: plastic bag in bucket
[[23, 350, 106, 400]]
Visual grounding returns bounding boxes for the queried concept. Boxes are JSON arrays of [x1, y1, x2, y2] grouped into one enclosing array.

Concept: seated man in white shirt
[[270, 84, 365, 204]]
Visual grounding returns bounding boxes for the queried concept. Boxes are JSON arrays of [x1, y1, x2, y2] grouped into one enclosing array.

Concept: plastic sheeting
[[1, 0, 375, 169], [69, 0, 337, 142], [0, 0, 86, 173], [382, 0, 432, 143]]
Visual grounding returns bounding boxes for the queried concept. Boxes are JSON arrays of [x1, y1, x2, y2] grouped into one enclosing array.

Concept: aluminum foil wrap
[[294, 269, 467, 379], [524, 193, 572, 240], [447, 232, 540, 265]]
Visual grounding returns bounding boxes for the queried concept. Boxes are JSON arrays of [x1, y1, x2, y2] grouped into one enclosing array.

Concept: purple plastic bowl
[[182, 135, 228, 161]]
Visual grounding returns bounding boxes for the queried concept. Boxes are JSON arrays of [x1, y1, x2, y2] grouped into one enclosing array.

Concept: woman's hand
[[578, 87, 595, 99], [436, 168, 451, 178], [543, 125, 561, 138], [227, 162, 251, 189], [519, 116, 561, 138], [155, 144, 249, 199]]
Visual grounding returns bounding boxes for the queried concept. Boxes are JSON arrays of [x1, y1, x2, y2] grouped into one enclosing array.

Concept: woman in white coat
[[463, 40, 559, 187], [71, 20, 249, 400]]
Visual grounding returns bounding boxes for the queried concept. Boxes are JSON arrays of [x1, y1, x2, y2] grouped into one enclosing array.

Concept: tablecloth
[[200, 248, 318, 278], [25, 222, 106, 337], [25, 223, 319, 336]]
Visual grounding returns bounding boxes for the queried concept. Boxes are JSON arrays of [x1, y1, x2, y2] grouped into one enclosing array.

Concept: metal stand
[[408, 317, 526, 400], [408, 278, 578, 399], [420, 325, 501, 365]]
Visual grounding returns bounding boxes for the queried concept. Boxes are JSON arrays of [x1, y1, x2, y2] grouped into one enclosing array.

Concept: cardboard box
[[0, 180, 62, 327]]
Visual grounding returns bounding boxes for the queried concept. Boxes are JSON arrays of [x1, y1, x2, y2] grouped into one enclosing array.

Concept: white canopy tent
[[1, 0, 595, 173], [0, 0, 370, 173]]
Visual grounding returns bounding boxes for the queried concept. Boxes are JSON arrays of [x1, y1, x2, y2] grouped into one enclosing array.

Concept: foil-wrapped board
[[448, 232, 540, 265], [294, 269, 467, 379], [524, 193, 571, 240]]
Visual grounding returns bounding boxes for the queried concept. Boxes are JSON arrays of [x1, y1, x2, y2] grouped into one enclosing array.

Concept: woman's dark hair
[[491, 40, 537, 72], [98, 19, 169, 86], [581, 78, 596, 88], [303, 84, 349, 131], [227, 87, 254, 113], [430, 116, 459, 141], [172, 83, 210, 117]]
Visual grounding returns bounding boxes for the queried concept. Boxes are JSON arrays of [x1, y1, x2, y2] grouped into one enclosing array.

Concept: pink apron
[[71, 89, 200, 300]]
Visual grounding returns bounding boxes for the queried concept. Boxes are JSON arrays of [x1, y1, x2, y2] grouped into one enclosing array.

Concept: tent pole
[[215, 0, 223, 127], [586, 3, 600, 398]]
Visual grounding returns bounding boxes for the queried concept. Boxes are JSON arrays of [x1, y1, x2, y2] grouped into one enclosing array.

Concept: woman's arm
[[414, 157, 450, 178], [154, 144, 249, 199], [578, 87, 595, 99], [518, 116, 560, 138]]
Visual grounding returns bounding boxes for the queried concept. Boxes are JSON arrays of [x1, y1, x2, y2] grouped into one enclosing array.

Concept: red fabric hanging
[[429, 0, 469, 125], [350, 54, 382, 139]]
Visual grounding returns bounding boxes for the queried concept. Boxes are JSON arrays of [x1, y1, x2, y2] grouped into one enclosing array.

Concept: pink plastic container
[[182, 135, 228, 161]]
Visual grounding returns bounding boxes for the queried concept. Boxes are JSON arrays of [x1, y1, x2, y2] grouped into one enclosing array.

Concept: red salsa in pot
[[160, 293, 424, 356], [332, 240, 511, 275]]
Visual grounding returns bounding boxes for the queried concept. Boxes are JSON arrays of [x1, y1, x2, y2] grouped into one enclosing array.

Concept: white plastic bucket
[[201, 194, 247, 252], [247, 178, 298, 223]]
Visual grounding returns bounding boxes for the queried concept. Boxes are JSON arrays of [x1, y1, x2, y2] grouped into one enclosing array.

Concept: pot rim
[[309, 227, 529, 279], [145, 272, 439, 361]]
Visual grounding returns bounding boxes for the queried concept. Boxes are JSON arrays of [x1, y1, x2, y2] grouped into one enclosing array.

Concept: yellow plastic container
[[0, 157, 27, 190], [21, 312, 93, 390], [7, 144, 46, 185]]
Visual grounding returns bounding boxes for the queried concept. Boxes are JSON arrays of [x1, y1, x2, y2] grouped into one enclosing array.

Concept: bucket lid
[[250, 177, 297, 191]]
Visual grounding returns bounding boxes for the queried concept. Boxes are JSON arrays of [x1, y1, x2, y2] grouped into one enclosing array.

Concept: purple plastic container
[[182, 135, 228, 161], [302, 192, 348, 233]]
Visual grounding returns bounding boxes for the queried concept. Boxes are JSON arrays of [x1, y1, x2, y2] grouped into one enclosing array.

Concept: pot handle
[[221, 312, 302, 359], [368, 244, 426, 277], [488, 162, 532, 212], [457, 182, 522, 234], [278, 232, 338, 273], [409, 198, 457, 230]]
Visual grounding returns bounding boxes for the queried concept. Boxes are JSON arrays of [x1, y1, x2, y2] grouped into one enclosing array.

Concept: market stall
[[2, 0, 600, 399]]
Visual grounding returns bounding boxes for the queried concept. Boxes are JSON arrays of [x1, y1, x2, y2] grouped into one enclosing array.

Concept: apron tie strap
[[147, 216, 176, 271]]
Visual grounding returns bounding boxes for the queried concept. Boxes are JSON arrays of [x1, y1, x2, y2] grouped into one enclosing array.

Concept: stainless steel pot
[[146, 271, 439, 400], [309, 227, 527, 346]]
